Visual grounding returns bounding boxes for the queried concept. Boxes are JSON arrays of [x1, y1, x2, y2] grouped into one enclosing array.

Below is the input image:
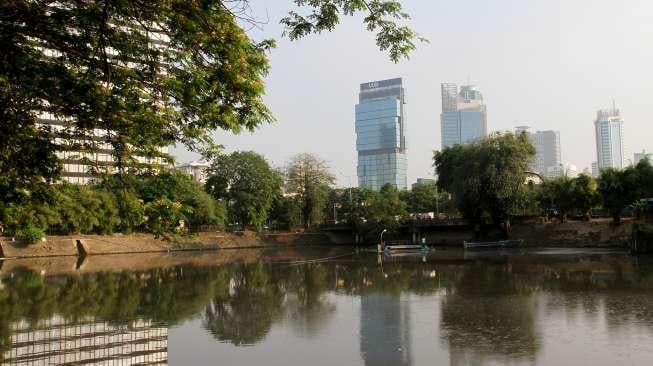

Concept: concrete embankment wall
[[411, 219, 632, 247], [512, 219, 632, 247], [0, 231, 339, 259]]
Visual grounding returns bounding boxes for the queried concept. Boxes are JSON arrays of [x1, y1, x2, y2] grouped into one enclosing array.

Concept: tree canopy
[[206, 151, 282, 231], [433, 133, 536, 235], [285, 153, 335, 228], [0, 0, 418, 204]]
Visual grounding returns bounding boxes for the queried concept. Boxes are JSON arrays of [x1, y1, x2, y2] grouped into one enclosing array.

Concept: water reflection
[[0, 250, 653, 365], [360, 294, 411, 366]]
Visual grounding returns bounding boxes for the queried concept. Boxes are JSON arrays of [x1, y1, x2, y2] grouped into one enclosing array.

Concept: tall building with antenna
[[594, 102, 625, 170]]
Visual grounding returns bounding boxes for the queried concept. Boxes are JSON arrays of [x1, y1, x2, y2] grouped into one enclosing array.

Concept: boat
[[383, 241, 428, 253], [463, 239, 523, 250]]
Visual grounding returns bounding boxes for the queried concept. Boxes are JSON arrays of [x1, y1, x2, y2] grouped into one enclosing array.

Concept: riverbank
[[0, 219, 635, 259], [0, 230, 335, 259]]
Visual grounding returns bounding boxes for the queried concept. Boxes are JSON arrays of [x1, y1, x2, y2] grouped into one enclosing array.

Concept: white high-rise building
[[591, 162, 599, 178], [514, 126, 561, 177], [634, 150, 652, 165], [440, 84, 487, 149], [594, 107, 625, 170]]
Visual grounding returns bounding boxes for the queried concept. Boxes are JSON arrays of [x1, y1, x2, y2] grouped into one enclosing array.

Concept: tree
[[285, 153, 335, 228], [403, 181, 438, 213], [570, 174, 601, 220], [597, 160, 653, 225], [0, 1, 419, 208], [366, 183, 408, 231], [598, 168, 638, 225], [537, 176, 575, 223], [433, 133, 536, 237], [206, 151, 281, 231]]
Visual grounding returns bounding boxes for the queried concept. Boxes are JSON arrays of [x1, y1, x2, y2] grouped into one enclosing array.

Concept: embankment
[[511, 219, 632, 247], [0, 231, 336, 259]]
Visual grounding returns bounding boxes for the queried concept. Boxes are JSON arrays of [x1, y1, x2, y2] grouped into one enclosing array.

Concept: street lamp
[[378, 229, 388, 253]]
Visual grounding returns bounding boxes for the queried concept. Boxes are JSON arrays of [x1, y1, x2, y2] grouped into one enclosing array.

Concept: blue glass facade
[[440, 84, 487, 149], [355, 78, 407, 191]]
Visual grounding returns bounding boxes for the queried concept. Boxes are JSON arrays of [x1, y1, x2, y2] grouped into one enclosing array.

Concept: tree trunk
[[612, 211, 621, 225]]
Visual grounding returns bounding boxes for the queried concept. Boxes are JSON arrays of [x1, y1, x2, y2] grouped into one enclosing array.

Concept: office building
[[178, 160, 211, 183], [594, 107, 625, 170], [546, 163, 578, 178], [355, 78, 407, 190], [411, 178, 436, 189], [515, 126, 561, 176], [634, 150, 652, 165], [591, 162, 599, 178], [440, 83, 487, 149]]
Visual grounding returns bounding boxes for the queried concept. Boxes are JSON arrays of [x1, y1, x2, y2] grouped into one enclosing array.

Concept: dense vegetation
[[0, 0, 419, 227], [0, 170, 226, 242]]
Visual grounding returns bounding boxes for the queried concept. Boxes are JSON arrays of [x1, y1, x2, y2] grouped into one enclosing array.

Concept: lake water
[[1, 247, 653, 365]]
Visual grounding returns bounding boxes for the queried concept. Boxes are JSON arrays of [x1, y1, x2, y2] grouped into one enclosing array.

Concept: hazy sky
[[176, 0, 653, 186]]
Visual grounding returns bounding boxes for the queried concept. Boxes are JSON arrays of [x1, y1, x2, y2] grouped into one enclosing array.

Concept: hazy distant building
[[546, 163, 578, 178], [634, 150, 652, 165], [594, 107, 625, 170], [178, 160, 211, 183], [591, 161, 599, 177], [355, 78, 407, 190], [440, 84, 487, 149], [515, 126, 561, 177], [411, 178, 436, 189]]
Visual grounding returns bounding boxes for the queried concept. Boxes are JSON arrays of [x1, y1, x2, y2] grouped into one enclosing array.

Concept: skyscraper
[[634, 150, 652, 165], [594, 106, 625, 170], [355, 78, 407, 190], [440, 83, 487, 149], [516, 127, 562, 176]]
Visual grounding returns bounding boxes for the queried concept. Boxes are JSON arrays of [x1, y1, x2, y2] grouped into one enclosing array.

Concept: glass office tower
[[440, 84, 487, 149], [355, 78, 407, 190]]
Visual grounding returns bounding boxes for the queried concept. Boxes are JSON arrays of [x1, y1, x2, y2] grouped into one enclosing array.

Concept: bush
[[15, 224, 44, 244], [144, 198, 192, 237]]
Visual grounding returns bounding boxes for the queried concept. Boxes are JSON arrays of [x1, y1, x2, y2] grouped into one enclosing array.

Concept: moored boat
[[463, 239, 523, 249]]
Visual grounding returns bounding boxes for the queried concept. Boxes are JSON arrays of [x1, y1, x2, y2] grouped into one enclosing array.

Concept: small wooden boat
[[463, 239, 523, 250]]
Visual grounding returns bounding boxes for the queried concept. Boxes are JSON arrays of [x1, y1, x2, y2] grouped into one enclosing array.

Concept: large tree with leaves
[[206, 151, 282, 231], [434, 133, 536, 237], [0, 0, 419, 206], [285, 153, 335, 228]]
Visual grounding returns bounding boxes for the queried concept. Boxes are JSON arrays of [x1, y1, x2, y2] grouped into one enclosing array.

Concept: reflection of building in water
[[360, 294, 411, 366], [2, 316, 167, 365]]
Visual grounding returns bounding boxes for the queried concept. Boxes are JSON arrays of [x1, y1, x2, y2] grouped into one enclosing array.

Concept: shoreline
[[0, 219, 635, 260]]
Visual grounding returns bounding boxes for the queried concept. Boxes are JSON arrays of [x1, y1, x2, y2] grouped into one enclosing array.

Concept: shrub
[[144, 198, 192, 237], [15, 224, 44, 244]]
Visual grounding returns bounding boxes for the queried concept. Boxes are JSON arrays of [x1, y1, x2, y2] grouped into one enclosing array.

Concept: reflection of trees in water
[[203, 263, 284, 345], [283, 264, 336, 337], [440, 263, 540, 365], [1, 253, 653, 360], [203, 263, 337, 344]]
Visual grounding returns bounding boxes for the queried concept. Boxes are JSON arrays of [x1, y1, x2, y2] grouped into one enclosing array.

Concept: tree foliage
[[0, 1, 419, 207], [285, 153, 335, 228], [281, 0, 425, 63], [433, 133, 536, 235], [598, 159, 652, 225], [206, 151, 282, 231], [537, 174, 600, 222]]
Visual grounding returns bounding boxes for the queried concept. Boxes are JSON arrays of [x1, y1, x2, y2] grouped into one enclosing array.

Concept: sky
[[175, 0, 653, 186]]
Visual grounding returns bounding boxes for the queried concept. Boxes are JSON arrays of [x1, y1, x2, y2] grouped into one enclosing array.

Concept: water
[[1, 247, 653, 365]]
